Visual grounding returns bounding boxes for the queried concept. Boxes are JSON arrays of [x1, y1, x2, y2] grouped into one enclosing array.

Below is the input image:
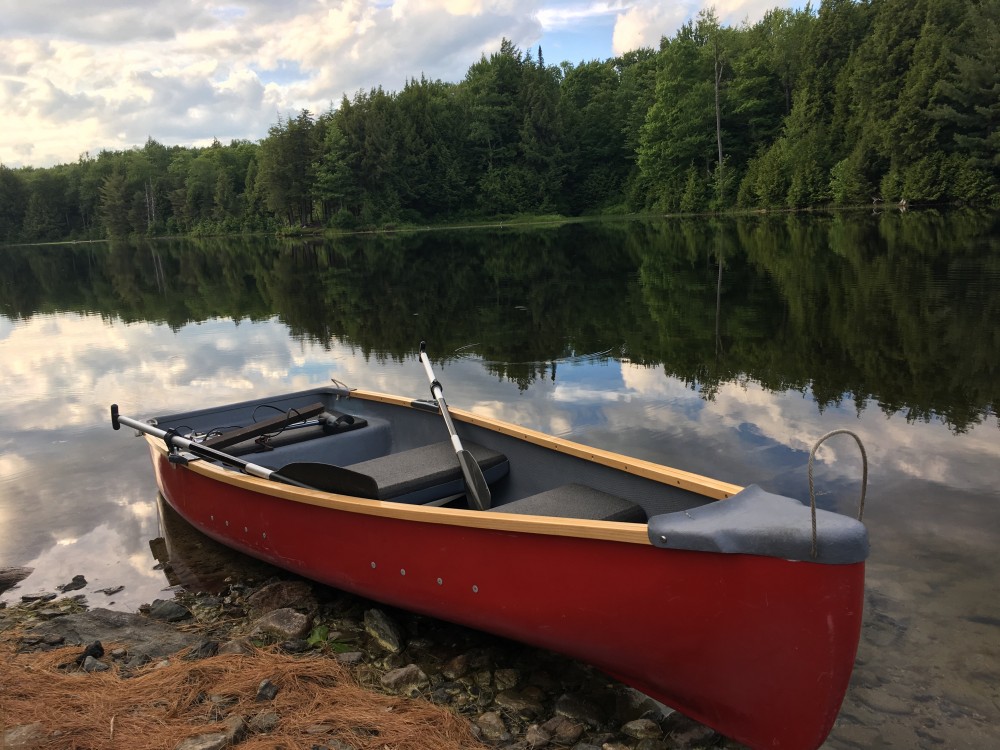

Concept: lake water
[[1, 212, 998, 748]]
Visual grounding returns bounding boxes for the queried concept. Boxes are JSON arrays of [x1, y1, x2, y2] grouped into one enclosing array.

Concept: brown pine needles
[[0, 640, 485, 750]]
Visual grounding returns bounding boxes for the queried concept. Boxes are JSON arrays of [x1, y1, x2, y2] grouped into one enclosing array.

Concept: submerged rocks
[[0, 566, 34, 595]]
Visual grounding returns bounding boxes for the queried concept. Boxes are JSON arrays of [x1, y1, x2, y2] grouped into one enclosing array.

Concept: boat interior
[[152, 386, 714, 523]]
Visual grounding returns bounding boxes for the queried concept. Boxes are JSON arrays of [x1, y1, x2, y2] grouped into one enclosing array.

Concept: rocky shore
[[1, 570, 743, 750]]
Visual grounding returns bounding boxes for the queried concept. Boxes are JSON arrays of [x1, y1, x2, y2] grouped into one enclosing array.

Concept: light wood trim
[[147, 436, 653, 545], [347, 388, 744, 500], [145, 387, 744, 547]]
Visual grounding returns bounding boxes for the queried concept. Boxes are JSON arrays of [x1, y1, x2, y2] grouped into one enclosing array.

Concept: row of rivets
[[368, 562, 478, 592], [209, 515, 265, 539]]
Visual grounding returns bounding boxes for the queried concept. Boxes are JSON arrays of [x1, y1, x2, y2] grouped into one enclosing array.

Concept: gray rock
[[149, 599, 192, 623], [184, 640, 219, 660], [364, 608, 405, 653], [495, 689, 544, 716], [256, 678, 280, 701], [541, 715, 584, 744], [476, 711, 511, 742], [381, 664, 429, 695], [246, 580, 317, 618], [525, 724, 551, 748], [20, 592, 56, 603], [635, 740, 669, 750], [335, 651, 365, 666], [621, 718, 662, 739], [662, 713, 718, 748], [495, 667, 520, 691], [57, 575, 87, 593], [25, 608, 201, 660], [221, 715, 245, 743], [250, 710, 280, 732], [217, 638, 254, 655], [251, 608, 312, 640], [174, 731, 228, 750], [555, 693, 606, 728], [82, 655, 110, 672], [1, 722, 46, 749], [442, 653, 470, 679], [0, 566, 34, 595], [600, 743, 630, 750]]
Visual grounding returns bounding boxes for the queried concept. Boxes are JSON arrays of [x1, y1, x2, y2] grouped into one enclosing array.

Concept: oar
[[418, 342, 491, 511], [110, 404, 378, 495]]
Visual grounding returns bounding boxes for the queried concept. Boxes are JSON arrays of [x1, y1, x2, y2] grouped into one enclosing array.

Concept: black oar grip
[[111, 404, 121, 430]]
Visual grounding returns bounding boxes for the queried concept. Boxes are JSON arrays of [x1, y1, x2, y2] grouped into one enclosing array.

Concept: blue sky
[[0, 0, 790, 168]]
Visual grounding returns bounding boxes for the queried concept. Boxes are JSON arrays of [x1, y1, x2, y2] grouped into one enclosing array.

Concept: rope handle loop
[[808, 429, 869, 559]]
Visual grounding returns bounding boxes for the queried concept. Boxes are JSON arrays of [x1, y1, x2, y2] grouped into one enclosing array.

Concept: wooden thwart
[[201, 402, 326, 450]]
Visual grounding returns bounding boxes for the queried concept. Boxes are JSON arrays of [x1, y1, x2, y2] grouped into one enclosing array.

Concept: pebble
[[149, 599, 192, 622], [381, 663, 429, 695], [621, 718, 662, 739], [364, 608, 405, 653], [82, 655, 110, 672], [250, 608, 311, 639], [256, 678, 280, 701], [476, 711, 511, 742], [555, 693, 606, 727]]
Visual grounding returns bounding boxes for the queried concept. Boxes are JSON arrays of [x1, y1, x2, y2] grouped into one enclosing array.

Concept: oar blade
[[275, 462, 381, 499], [458, 449, 491, 511]]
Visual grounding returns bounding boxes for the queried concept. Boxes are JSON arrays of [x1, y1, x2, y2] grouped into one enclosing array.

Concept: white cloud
[[0, 0, 793, 167]]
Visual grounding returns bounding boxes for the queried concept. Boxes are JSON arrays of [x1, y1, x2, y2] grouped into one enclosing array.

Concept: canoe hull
[[151, 446, 863, 750]]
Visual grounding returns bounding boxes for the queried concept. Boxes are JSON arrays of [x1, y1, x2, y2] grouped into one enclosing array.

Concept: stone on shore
[[381, 663, 429, 695], [148, 599, 192, 623], [0, 566, 34, 595], [250, 607, 311, 640], [1, 722, 47, 749], [245, 580, 317, 618], [364, 608, 405, 653]]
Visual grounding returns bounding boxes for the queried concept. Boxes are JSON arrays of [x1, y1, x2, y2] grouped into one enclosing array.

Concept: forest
[[0, 0, 997, 244]]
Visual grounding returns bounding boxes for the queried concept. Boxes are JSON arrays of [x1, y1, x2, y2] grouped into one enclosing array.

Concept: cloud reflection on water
[[1, 310, 999, 609]]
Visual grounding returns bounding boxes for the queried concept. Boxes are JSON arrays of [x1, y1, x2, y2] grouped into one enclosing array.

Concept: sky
[[1, 0, 784, 169]]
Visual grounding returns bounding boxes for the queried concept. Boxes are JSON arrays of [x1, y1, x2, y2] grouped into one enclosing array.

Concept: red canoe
[[114, 385, 868, 750]]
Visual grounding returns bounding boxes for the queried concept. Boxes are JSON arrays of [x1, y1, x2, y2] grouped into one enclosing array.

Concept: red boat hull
[[152, 448, 863, 750]]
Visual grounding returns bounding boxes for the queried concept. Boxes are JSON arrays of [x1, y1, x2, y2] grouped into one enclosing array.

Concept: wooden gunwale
[[143, 387, 745, 547]]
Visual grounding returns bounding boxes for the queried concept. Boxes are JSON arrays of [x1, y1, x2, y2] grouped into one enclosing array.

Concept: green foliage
[[2, 3, 997, 244]]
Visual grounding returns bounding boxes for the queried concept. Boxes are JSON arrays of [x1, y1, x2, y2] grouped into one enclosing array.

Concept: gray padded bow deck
[[647, 484, 869, 563]]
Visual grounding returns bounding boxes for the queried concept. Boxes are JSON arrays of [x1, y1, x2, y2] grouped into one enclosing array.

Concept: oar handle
[[419, 341, 442, 400], [109, 404, 300, 485]]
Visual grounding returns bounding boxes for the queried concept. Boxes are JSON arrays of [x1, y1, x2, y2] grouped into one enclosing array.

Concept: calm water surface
[[1, 212, 998, 748]]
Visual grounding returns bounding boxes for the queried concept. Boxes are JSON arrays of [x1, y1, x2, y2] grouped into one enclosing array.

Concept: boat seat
[[494, 483, 646, 522], [343, 441, 509, 505]]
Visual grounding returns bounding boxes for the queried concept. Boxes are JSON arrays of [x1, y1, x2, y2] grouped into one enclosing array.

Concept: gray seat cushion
[[494, 484, 646, 522], [345, 441, 509, 504]]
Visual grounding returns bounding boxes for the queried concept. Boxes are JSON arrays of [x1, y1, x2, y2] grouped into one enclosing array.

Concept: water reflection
[[1, 213, 998, 747]]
